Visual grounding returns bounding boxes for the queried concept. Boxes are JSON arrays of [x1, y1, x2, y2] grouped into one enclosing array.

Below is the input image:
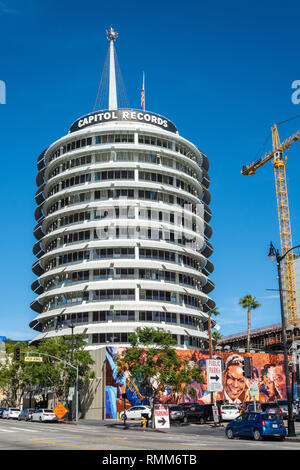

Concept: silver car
[[277, 400, 297, 418]]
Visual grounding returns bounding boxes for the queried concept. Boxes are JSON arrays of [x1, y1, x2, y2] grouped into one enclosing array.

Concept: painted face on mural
[[273, 365, 286, 399], [224, 365, 246, 401]]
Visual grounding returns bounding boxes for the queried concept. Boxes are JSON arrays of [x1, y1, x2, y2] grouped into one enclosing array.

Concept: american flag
[[141, 72, 145, 111]]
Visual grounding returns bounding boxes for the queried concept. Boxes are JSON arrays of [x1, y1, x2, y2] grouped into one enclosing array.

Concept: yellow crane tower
[[241, 123, 300, 326]]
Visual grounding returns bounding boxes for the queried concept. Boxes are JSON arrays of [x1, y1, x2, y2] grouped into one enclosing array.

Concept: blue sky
[[0, 0, 300, 340]]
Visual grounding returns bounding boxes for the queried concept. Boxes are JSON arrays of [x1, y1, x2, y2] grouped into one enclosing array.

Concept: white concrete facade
[[30, 112, 216, 349]]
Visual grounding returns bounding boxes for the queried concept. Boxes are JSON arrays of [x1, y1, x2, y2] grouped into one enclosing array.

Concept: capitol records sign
[[69, 109, 178, 134]]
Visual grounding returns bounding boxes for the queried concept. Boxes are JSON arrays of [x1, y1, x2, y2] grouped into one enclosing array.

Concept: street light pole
[[268, 241, 300, 437], [68, 320, 75, 422]]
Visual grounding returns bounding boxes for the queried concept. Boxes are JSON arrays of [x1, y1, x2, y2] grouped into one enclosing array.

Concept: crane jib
[[241, 124, 300, 325]]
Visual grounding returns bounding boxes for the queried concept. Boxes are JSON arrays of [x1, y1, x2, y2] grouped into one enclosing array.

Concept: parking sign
[[206, 359, 223, 392]]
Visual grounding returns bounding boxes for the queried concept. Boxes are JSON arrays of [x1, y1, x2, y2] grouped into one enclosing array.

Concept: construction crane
[[241, 123, 300, 326]]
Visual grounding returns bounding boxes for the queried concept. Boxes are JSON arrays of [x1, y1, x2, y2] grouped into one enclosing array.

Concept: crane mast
[[241, 124, 299, 326]]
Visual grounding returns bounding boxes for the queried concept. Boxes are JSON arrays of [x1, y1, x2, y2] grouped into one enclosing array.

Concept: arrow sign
[[154, 404, 170, 429], [210, 375, 220, 382], [158, 417, 166, 425]]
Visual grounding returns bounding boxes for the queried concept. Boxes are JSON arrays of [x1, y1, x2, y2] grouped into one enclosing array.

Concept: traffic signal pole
[[22, 351, 79, 422]]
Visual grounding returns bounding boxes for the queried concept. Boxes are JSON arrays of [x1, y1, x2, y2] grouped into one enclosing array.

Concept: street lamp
[[268, 241, 300, 437]]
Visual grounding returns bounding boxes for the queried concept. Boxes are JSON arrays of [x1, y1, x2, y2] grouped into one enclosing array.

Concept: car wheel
[[253, 429, 262, 441], [279, 436, 286, 441], [226, 428, 234, 439], [199, 417, 205, 425], [183, 416, 188, 424], [39, 417, 42, 423]]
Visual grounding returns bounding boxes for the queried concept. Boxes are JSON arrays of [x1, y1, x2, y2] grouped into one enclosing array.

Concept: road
[[0, 418, 299, 453]]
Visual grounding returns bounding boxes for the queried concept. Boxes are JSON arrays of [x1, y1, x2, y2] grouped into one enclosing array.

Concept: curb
[[104, 423, 166, 433]]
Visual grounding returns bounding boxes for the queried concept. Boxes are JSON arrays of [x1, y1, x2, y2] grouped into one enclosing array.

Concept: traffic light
[[14, 347, 20, 361], [243, 356, 252, 378]]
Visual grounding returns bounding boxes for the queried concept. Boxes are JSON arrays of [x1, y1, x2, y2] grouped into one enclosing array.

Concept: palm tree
[[238, 295, 261, 351], [208, 307, 220, 356]]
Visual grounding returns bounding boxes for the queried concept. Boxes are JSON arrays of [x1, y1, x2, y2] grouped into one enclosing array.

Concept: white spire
[[106, 25, 118, 110]]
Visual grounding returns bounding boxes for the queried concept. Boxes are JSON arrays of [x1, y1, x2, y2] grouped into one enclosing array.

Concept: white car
[[120, 405, 151, 420], [220, 404, 240, 421], [2, 408, 21, 419], [31, 409, 58, 423]]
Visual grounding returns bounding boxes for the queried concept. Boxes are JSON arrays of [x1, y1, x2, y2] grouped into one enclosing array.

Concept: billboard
[[105, 347, 295, 419]]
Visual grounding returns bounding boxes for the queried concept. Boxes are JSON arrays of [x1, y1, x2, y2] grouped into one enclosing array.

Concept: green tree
[[239, 295, 261, 351], [0, 342, 37, 406], [0, 336, 95, 407], [116, 327, 204, 423], [212, 331, 222, 342]]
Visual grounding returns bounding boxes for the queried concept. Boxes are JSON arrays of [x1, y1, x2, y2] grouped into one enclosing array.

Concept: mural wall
[[105, 346, 296, 419]]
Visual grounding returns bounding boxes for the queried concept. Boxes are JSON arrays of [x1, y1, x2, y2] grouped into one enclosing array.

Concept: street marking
[[94, 437, 222, 450], [29, 440, 104, 450], [11, 427, 37, 432]]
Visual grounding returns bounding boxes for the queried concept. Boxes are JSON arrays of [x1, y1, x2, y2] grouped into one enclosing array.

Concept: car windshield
[[223, 405, 238, 410], [10, 409, 20, 411], [277, 400, 288, 405], [44, 410, 54, 413], [169, 406, 181, 411]]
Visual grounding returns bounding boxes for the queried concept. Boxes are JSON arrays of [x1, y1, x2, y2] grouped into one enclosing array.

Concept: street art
[[105, 347, 296, 419]]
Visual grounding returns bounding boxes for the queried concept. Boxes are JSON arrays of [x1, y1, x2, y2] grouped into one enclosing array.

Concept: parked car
[[18, 409, 35, 421], [277, 400, 298, 418], [31, 409, 58, 423], [2, 408, 21, 419], [225, 412, 286, 441], [176, 404, 210, 424], [119, 405, 151, 421], [220, 404, 241, 421], [244, 402, 282, 414], [0, 408, 7, 418], [261, 402, 282, 414], [168, 405, 185, 422], [295, 399, 300, 421]]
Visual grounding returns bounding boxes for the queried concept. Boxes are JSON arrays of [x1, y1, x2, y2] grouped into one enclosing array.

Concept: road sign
[[24, 356, 43, 362], [68, 387, 75, 401], [248, 379, 259, 397], [154, 404, 170, 429], [206, 359, 223, 392], [53, 402, 68, 420], [212, 405, 220, 424]]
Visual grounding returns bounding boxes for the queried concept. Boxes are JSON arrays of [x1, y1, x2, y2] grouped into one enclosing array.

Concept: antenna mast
[[106, 25, 118, 110]]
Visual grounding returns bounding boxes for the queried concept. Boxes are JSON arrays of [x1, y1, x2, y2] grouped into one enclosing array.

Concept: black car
[[177, 403, 212, 424], [0, 408, 6, 418]]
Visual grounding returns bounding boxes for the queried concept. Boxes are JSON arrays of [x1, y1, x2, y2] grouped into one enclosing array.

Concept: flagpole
[[141, 72, 145, 111]]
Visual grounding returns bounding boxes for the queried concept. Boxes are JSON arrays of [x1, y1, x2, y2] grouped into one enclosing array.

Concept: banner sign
[[207, 359, 223, 392], [69, 109, 178, 134], [154, 404, 170, 429], [249, 379, 259, 397]]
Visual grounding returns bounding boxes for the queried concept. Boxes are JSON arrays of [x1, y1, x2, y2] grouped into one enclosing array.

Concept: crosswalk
[[0, 423, 101, 435]]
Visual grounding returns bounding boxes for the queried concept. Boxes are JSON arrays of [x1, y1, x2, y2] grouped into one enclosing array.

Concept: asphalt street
[[0, 418, 299, 453]]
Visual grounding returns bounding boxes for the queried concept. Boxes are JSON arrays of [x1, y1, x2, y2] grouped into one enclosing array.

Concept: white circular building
[[30, 28, 216, 349]]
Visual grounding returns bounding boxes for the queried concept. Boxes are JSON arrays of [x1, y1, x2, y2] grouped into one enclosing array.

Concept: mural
[[105, 347, 296, 419]]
